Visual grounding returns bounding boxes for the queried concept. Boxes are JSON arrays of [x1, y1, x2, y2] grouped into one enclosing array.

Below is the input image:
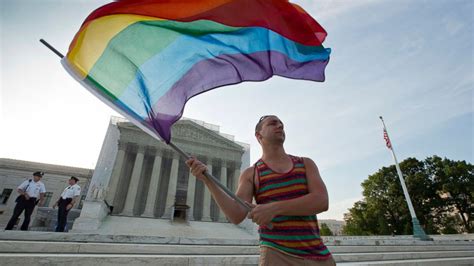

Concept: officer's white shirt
[[18, 179, 46, 198], [60, 184, 81, 199]]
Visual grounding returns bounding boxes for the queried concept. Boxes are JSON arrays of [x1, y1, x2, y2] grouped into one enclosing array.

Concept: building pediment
[[116, 120, 245, 154], [172, 120, 244, 152]]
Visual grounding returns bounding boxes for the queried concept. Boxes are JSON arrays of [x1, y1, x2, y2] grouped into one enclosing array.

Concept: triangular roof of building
[[116, 118, 247, 152]]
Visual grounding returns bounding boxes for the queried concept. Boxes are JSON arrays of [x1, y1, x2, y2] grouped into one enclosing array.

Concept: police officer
[[5, 171, 46, 230], [53, 176, 81, 232]]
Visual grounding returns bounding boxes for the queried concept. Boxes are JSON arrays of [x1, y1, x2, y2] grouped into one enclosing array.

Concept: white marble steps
[[334, 250, 474, 262], [337, 257, 474, 266], [0, 253, 260, 266], [1, 240, 474, 255], [0, 240, 259, 255], [328, 245, 474, 253], [0, 230, 258, 245], [1, 240, 474, 265], [1, 232, 473, 265], [323, 236, 474, 246], [0, 251, 472, 266], [1, 231, 473, 246], [1, 253, 474, 266]]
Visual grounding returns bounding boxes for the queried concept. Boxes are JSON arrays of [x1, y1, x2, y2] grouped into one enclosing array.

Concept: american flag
[[383, 129, 392, 149]]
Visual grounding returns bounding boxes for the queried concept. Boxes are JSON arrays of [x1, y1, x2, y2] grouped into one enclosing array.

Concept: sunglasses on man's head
[[258, 115, 271, 123], [255, 115, 273, 132]]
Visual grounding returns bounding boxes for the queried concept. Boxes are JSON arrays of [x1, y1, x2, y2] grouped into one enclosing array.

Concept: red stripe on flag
[[383, 129, 392, 149]]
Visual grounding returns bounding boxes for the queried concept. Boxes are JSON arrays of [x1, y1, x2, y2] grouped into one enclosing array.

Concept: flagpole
[[40, 39, 64, 58], [40, 38, 252, 214], [379, 116, 430, 240]]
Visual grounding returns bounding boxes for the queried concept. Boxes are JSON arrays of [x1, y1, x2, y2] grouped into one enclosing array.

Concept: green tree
[[342, 201, 378, 235], [320, 223, 333, 236], [342, 156, 473, 235], [426, 156, 473, 233]]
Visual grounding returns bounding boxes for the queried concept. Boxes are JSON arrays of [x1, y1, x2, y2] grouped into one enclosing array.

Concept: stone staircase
[[0, 231, 473, 265]]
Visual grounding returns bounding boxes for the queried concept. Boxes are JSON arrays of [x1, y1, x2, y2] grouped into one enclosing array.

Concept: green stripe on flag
[[88, 19, 241, 98]]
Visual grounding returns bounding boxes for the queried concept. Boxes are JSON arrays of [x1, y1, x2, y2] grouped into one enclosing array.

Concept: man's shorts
[[259, 246, 336, 266]]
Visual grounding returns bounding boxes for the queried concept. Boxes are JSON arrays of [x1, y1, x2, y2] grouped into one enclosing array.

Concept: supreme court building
[[72, 116, 251, 234]]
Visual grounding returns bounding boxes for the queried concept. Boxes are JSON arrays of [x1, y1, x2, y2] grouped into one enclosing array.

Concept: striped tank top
[[254, 155, 331, 260]]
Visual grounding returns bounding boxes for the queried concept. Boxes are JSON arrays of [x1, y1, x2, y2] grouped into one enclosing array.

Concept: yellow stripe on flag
[[67, 14, 161, 78]]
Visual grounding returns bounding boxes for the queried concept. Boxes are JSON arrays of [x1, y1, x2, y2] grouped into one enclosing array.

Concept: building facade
[[72, 117, 250, 232]]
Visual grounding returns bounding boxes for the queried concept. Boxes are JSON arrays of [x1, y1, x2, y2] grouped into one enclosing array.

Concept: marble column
[[141, 150, 163, 217], [201, 160, 213, 222], [162, 153, 179, 219], [233, 166, 241, 193], [105, 141, 127, 205], [218, 161, 228, 222], [121, 146, 145, 216], [186, 171, 196, 221]]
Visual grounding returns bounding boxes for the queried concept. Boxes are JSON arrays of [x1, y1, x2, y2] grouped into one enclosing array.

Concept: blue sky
[[1, 0, 472, 220]]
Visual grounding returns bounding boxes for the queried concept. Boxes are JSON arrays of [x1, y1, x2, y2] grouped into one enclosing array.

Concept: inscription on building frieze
[[173, 125, 242, 151]]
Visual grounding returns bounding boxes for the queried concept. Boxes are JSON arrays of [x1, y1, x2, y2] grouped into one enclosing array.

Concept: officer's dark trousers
[[5, 197, 36, 230], [56, 198, 72, 232]]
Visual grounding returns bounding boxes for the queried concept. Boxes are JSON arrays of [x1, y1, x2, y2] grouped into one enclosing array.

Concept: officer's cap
[[33, 171, 44, 177]]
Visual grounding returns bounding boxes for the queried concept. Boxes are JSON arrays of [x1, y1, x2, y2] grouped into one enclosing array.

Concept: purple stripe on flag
[[147, 51, 329, 142]]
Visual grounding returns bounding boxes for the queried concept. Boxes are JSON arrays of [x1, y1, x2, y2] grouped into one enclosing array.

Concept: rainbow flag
[[63, 0, 331, 143]]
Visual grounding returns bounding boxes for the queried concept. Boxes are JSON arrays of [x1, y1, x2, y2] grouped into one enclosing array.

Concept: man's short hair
[[70, 176, 79, 183], [255, 115, 273, 132]]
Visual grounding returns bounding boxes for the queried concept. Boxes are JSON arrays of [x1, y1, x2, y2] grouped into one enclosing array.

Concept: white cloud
[[442, 16, 465, 36], [295, 0, 379, 21]]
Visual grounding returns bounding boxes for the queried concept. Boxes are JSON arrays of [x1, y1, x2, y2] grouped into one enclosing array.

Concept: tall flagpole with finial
[[379, 116, 431, 240]]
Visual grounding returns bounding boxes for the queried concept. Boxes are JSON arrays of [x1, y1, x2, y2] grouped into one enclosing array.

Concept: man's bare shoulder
[[240, 166, 255, 181], [236, 166, 256, 199], [302, 157, 319, 169]]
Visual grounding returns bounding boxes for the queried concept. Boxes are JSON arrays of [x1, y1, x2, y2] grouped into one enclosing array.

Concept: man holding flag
[[44, 1, 334, 263], [187, 115, 335, 265]]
